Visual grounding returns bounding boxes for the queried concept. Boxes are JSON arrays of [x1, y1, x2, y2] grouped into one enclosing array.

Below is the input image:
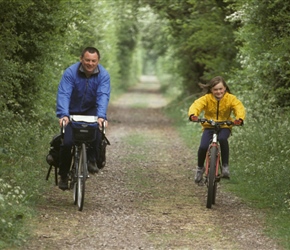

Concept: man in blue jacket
[[56, 46, 110, 190]]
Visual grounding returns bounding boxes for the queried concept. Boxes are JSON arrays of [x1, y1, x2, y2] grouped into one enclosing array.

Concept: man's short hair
[[81, 47, 100, 59]]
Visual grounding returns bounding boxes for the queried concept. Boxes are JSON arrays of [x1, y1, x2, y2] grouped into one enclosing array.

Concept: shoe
[[195, 166, 205, 183], [222, 164, 230, 178], [88, 161, 99, 174], [58, 176, 69, 190]]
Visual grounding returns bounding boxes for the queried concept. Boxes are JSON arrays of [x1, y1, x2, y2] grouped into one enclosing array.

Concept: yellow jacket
[[188, 92, 246, 129]]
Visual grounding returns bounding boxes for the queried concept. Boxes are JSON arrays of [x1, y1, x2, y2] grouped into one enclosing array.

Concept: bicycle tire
[[77, 143, 87, 211], [207, 146, 217, 209], [71, 150, 77, 205], [212, 156, 221, 205], [212, 178, 218, 205]]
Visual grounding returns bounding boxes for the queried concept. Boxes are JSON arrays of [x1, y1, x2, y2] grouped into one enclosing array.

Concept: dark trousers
[[197, 128, 231, 167], [58, 123, 100, 178]]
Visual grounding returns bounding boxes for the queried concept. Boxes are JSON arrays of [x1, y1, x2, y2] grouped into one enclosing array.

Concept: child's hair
[[198, 76, 231, 94]]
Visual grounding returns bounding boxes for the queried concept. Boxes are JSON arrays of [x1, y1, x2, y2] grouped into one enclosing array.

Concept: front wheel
[[77, 143, 87, 211], [207, 146, 217, 209]]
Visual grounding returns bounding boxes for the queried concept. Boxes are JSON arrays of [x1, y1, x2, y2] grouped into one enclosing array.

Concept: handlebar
[[60, 116, 107, 135], [192, 118, 234, 126]]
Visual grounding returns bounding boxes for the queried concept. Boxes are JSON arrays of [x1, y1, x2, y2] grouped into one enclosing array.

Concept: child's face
[[211, 82, 226, 100]]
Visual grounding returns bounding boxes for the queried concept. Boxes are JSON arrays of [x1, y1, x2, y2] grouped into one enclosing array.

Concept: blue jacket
[[56, 62, 110, 119]]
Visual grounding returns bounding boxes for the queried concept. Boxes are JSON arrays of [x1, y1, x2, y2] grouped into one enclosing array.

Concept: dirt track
[[22, 76, 283, 249]]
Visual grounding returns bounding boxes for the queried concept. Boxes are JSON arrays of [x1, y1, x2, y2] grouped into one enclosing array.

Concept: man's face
[[80, 51, 99, 76]]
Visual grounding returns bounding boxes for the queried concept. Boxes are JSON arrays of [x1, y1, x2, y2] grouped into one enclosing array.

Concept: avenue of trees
[[1, 0, 290, 119], [1, 0, 290, 247]]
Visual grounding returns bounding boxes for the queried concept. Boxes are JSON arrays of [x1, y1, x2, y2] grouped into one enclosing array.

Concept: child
[[188, 76, 246, 183]]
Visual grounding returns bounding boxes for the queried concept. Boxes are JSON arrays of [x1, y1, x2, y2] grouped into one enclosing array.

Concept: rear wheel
[[77, 143, 87, 211], [207, 147, 217, 209]]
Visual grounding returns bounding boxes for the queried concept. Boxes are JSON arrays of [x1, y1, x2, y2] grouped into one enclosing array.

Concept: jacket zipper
[[216, 100, 220, 120], [81, 79, 89, 109]]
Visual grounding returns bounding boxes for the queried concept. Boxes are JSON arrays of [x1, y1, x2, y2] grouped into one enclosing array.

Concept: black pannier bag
[[97, 131, 110, 169], [46, 134, 62, 168], [45, 123, 110, 184], [46, 133, 62, 184]]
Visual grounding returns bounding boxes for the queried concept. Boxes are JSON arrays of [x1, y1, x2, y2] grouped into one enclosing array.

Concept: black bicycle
[[68, 115, 99, 211], [192, 118, 238, 208], [46, 115, 110, 211]]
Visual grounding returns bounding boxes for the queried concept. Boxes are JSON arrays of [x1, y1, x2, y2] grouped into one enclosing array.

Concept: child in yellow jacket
[[188, 76, 246, 183]]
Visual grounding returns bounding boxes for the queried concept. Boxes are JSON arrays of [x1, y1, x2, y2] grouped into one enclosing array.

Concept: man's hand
[[98, 118, 108, 128], [189, 115, 199, 122], [59, 116, 69, 127]]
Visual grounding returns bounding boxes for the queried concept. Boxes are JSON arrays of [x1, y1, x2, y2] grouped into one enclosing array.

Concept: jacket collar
[[78, 63, 100, 76]]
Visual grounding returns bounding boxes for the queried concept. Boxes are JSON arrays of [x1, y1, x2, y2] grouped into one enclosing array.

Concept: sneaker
[[195, 166, 205, 183], [88, 161, 99, 174], [222, 164, 230, 178], [58, 176, 69, 190]]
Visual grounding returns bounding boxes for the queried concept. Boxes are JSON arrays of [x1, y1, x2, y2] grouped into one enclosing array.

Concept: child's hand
[[189, 115, 199, 122], [234, 119, 243, 125]]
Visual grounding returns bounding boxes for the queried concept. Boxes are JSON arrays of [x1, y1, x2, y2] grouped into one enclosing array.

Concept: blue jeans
[[197, 128, 231, 167], [58, 122, 100, 178]]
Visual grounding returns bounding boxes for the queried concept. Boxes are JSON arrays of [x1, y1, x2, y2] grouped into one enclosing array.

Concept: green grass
[[164, 96, 290, 249]]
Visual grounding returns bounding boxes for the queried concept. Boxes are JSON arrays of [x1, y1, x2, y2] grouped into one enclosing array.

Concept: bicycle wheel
[[77, 143, 87, 211], [207, 146, 217, 209]]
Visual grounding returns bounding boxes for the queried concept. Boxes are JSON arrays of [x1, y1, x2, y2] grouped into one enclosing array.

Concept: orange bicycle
[[193, 119, 238, 208]]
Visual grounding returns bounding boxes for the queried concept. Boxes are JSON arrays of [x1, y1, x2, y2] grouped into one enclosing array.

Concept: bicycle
[[64, 115, 109, 211], [192, 118, 238, 209]]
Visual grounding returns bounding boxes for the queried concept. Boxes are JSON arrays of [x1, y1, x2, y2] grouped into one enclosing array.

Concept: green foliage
[[142, 0, 238, 95], [0, 179, 33, 247], [227, 0, 290, 107], [0, 0, 64, 116], [114, 1, 140, 89], [0, 110, 55, 247]]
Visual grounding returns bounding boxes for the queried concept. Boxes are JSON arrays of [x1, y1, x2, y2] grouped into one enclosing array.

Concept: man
[[56, 47, 110, 190]]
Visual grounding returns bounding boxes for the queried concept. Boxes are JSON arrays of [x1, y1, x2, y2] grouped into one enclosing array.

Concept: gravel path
[[22, 76, 283, 250]]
